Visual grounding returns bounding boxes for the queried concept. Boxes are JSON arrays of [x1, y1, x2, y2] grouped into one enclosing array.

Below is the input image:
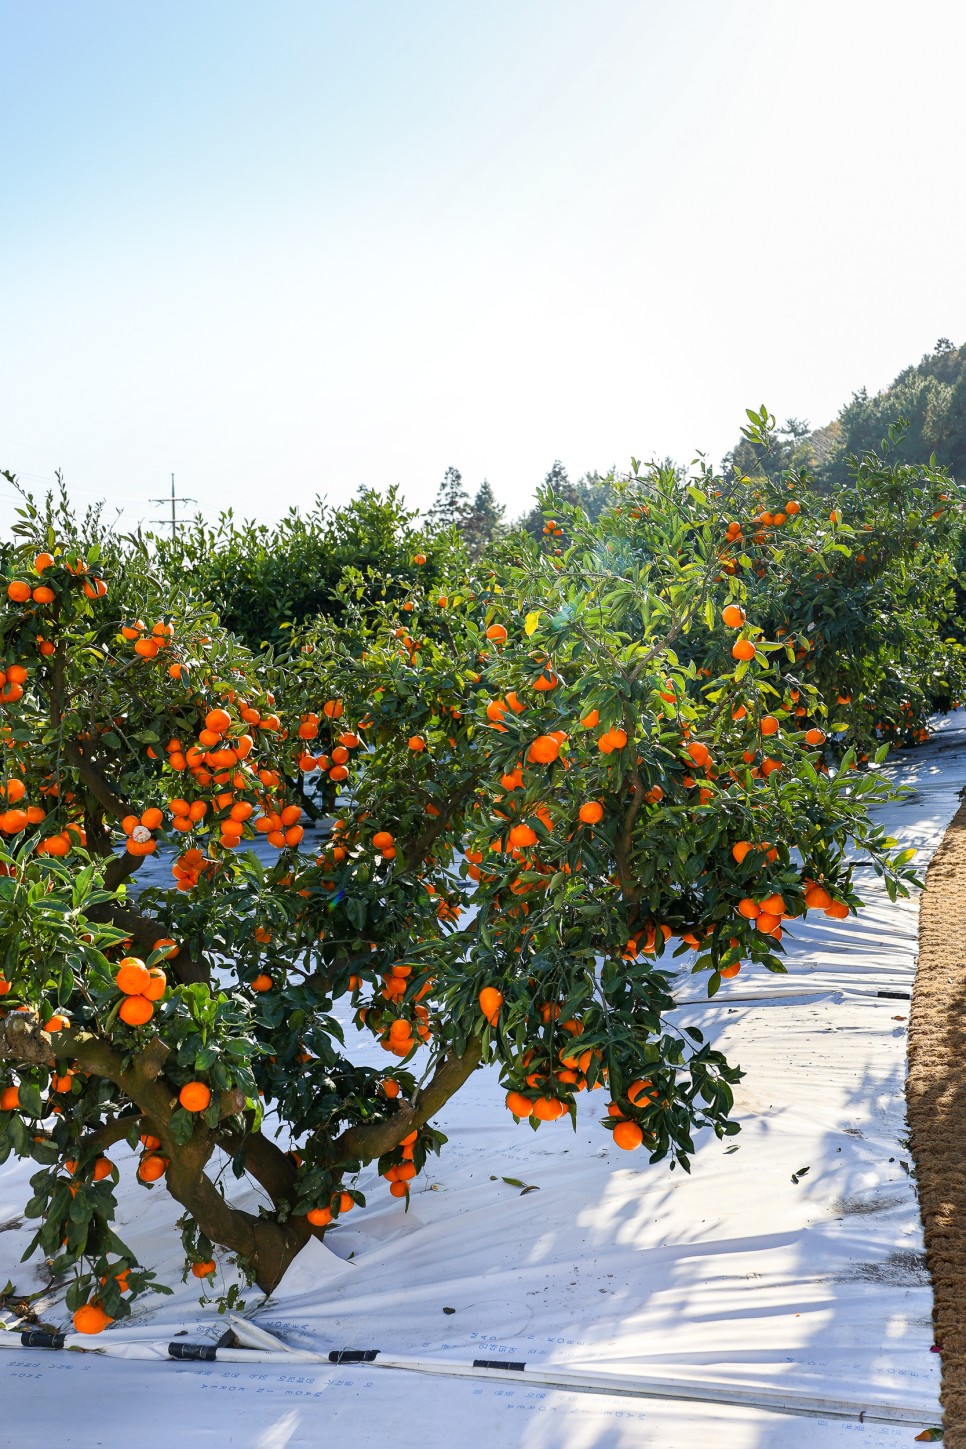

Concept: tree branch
[[103, 852, 145, 893], [400, 777, 478, 874], [83, 899, 211, 986], [79, 1111, 142, 1156], [0, 1013, 306, 1291], [331, 1038, 483, 1163], [62, 741, 129, 822]]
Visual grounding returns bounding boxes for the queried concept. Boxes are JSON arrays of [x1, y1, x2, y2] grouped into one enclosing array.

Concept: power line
[[150, 473, 196, 541]]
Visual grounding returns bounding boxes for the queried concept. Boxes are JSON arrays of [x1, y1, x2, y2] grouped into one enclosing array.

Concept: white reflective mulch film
[[3, 714, 965, 1448]]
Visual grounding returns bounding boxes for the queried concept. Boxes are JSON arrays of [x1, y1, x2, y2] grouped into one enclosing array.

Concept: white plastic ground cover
[[3, 714, 965, 1448]]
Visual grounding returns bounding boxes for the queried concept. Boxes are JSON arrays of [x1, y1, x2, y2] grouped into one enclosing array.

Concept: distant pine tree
[[425, 466, 471, 531], [515, 461, 616, 537], [462, 479, 506, 558]]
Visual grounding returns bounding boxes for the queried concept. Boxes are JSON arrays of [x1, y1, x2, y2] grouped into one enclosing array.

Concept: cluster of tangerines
[[481, 991, 661, 1149], [5, 551, 108, 616], [304, 1189, 358, 1227], [0, 775, 49, 840], [0, 661, 30, 705], [380, 1129, 420, 1198], [292, 701, 359, 786], [120, 618, 178, 663], [111, 953, 169, 1026], [73, 1250, 217, 1339], [714, 489, 803, 578], [119, 697, 312, 864], [357, 969, 434, 1057], [732, 847, 848, 941]]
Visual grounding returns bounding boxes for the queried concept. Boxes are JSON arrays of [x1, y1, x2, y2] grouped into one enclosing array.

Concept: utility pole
[[150, 474, 196, 541]]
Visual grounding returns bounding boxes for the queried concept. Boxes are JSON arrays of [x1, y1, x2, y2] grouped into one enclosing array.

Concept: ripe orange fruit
[[205, 708, 231, 735], [307, 1206, 332, 1226], [485, 624, 508, 643], [115, 957, 150, 994], [191, 1259, 216, 1278], [737, 897, 760, 919], [760, 715, 779, 736], [73, 1303, 112, 1334], [508, 823, 537, 848], [372, 830, 394, 850], [755, 912, 781, 936], [731, 639, 757, 661], [613, 1120, 644, 1151], [1, 1085, 20, 1111], [505, 1090, 534, 1117], [479, 986, 503, 1024], [597, 728, 625, 754], [408, 736, 426, 751], [138, 1153, 167, 1183], [32, 585, 55, 604], [527, 734, 561, 765], [686, 740, 710, 767], [722, 604, 746, 628], [6, 581, 31, 603], [805, 728, 826, 746], [532, 1097, 566, 1121], [578, 801, 604, 825], [824, 900, 849, 920], [92, 1157, 114, 1181], [119, 995, 154, 1026], [34, 552, 55, 572], [143, 967, 167, 1001], [251, 973, 273, 992], [804, 883, 832, 909], [179, 1082, 212, 1113]]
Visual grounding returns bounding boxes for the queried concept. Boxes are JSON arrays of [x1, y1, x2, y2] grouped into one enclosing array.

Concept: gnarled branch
[[332, 1038, 483, 1163]]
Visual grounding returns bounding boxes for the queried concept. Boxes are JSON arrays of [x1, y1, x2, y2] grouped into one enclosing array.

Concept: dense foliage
[[150, 487, 453, 652], [0, 420, 961, 1338]]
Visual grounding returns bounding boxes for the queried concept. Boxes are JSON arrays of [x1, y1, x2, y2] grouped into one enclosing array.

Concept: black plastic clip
[[168, 1341, 220, 1361], [20, 1330, 65, 1349]]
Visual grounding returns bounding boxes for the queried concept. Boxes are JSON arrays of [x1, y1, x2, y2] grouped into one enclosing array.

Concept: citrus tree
[[0, 449, 938, 1334], [148, 486, 456, 652], [702, 409, 966, 750]]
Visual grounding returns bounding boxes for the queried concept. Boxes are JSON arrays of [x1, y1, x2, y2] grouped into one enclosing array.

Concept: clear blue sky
[[2, 0, 965, 534]]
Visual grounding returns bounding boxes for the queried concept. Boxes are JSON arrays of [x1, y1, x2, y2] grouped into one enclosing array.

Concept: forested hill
[[724, 337, 966, 488]]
